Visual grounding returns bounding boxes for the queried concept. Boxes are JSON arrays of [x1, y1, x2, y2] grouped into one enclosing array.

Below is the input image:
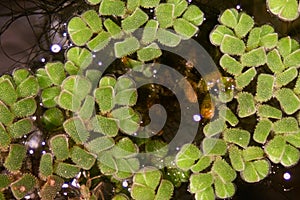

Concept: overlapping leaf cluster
[[172, 7, 300, 200]]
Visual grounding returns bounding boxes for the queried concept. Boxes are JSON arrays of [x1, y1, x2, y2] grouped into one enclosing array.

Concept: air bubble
[[283, 172, 291, 181], [193, 114, 201, 122], [51, 44, 61, 53], [122, 180, 128, 188]]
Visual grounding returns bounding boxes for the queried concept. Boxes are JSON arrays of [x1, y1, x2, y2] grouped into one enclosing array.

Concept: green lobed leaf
[[223, 128, 250, 148], [140, 0, 160, 8], [81, 10, 102, 33], [247, 27, 261, 50], [214, 177, 235, 199], [242, 146, 264, 162], [194, 187, 215, 200], [112, 137, 138, 159], [236, 92, 256, 118], [70, 146, 96, 170], [155, 3, 175, 28], [87, 31, 111, 52], [66, 47, 93, 70], [142, 19, 159, 44], [234, 12, 254, 38], [191, 156, 212, 173], [235, 67, 257, 90], [219, 8, 239, 29], [212, 159, 236, 183], [137, 43, 162, 62], [275, 67, 298, 88], [0, 123, 11, 150], [265, 135, 286, 163], [63, 117, 89, 144], [0, 101, 14, 125], [154, 179, 174, 200], [203, 118, 226, 137], [4, 144, 26, 172], [157, 28, 181, 47], [13, 68, 29, 85], [219, 54, 243, 76], [240, 159, 270, 183], [56, 90, 81, 112], [220, 35, 245, 55], [255, 73, 274, 102], [0, 78, 17, 105], [218, 105, 239, 126], [42, 107, 64, 130], [202, 138, 227, 156], [104, 18, 123, 39], [39, 153, 53, 179], [50, 134, 69, 161], [54, 162, 80, 179], [277, 36, 299, 58], [40, 175, 64, 200], [273, 117, 299, 134], [114, 37, 140, 58], [285, 131, 300, 148], [122, 8, 148, 32], [173, 18, 198, 39], [85, 136, 115, 154], [275, 88, 300, 114], [241, 47, 267, 67], [229, 145, 245, 171], [183, 5, 204, 26], [99, 0, 125, 16], [11, 97, 36, 117], [189, 173, 214, 194], [45, 62, 66, 85], [253, 119, 273, 144], [209, 25, 235, 46], [94, 86, 114, 113], [0, 174, 10, 189], [131, 184, 155, 200], [8, 118, 33, 139], [67, 17, 93, 46], [16, 76, 39, 98], [93, 115, 119, 137], [41, 86, 60, 108], [267, 0, 299, 21], [10, 174, 36, 199], [78, 95, 95, 120], [175, 144, 201, 171], [281, 144, 300, 167], [257, 104, 282, 119], [115, 88, 138, 106], [266, 49, 285, 73]]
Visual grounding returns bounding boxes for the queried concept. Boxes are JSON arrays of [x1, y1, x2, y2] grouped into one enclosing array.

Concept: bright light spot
[[283, 172, 291, 180], [98, 61, 102, 66], [71, 178, 80, 188], [63, 192, 68, 196], [41, 58, 46, 62], [236, 5, 241, 9], [176, 147, 180, 151], [42, 141, 46, 146], [51, 44, 61, 53], [62, 183, 69, 188], [29, 149, 34, 154], [25, 195, 31, 199], [63, 32, 67, 37], [122, 180, 128, 188], [153, 69, 157, 74], [32, 116, 36, 120], [193, 114, 201, 122], [41, 150, 46, 154], [92, 54, 96, 58]]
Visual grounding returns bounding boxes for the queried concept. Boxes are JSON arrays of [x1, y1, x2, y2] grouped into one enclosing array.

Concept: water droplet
[[63, 32, 67, 37], [92, 54, 96, 58], [62, 183, 69, 188], [51, 44, 62, 53], [41, 58, 46, 63], [176, 147, 180, 151], [122, 180, 128, 188], [98, 61, 102, 66], [283, 172, 291, 181], [29, 149, 34, 154], [42, 141, 46, 146], [63, 192, 68, 196], [41, 150, 46, 154], [193, 114, 201, 122], [236, 5, 241, 10]]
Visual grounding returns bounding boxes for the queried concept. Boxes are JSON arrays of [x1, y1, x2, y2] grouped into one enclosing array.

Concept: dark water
[[1, 0, 300, 199]]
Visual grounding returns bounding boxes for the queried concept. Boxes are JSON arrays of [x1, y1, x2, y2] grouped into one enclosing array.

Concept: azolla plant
[[1, 0, 300, 200]]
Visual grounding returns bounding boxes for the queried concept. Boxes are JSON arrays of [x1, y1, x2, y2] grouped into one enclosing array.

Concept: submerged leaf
[[114, 37, 140, 58]]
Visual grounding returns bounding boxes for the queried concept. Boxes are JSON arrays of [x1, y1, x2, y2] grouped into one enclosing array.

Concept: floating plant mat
[[1, 0, 300, 200]]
